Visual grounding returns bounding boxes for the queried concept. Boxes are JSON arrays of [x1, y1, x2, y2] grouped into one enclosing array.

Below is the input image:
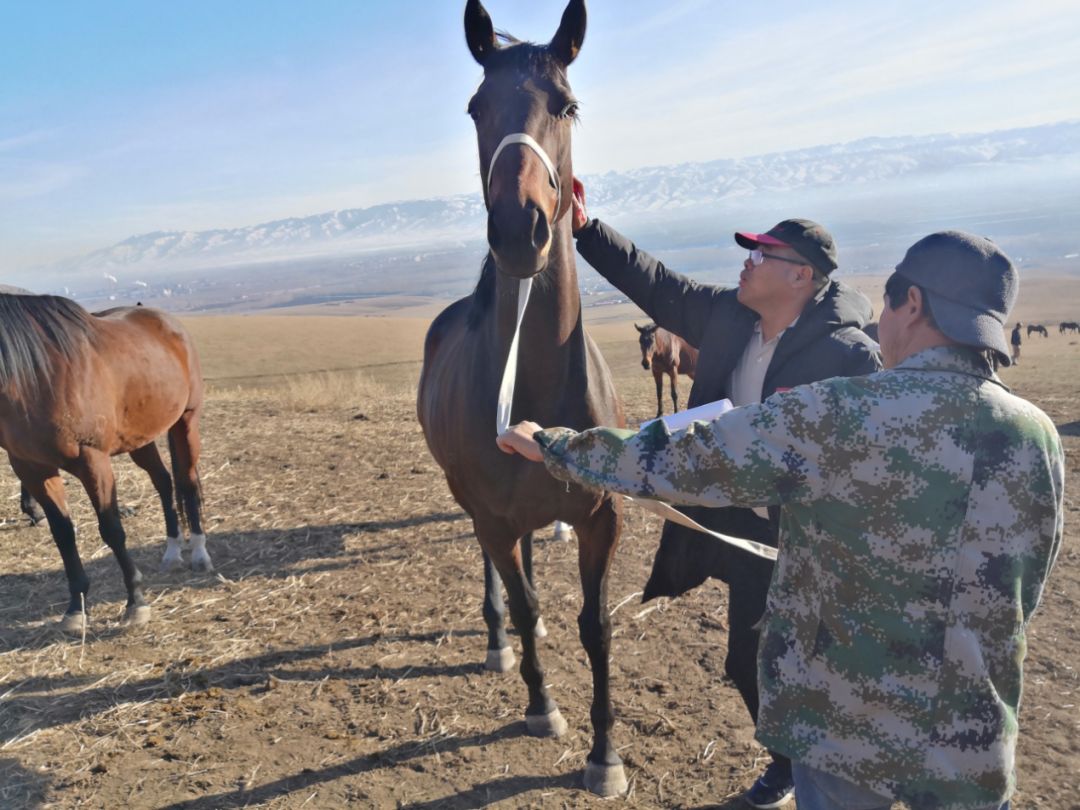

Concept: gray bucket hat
[[894, 230, 1018, 365]]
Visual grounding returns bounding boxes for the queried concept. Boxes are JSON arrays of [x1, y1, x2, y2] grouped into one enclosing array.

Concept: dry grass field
[[1, 276, 1077, 809]]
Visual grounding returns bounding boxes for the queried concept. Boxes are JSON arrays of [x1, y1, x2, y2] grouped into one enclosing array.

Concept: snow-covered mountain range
[[44, 120, 1080, 281]]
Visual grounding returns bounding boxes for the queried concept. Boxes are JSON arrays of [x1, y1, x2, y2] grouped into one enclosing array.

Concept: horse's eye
[[559, 102, 579, 120]]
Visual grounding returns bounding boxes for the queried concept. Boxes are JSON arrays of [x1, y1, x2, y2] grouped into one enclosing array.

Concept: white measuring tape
[[487, 132, 776, 561]]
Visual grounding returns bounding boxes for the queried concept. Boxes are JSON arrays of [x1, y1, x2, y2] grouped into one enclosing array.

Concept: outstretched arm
[[571, 178, 729, 348]]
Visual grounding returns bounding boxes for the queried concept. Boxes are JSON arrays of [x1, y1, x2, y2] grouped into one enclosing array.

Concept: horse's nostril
[[531, 207, 550, 251]]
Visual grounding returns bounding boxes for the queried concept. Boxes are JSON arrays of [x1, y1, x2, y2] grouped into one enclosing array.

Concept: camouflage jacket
[[536, 346, 1064, 810]]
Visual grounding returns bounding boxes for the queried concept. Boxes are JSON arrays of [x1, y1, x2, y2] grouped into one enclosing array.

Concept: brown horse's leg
[[573, 496, 628, 797], [129, 443, 182, 571], [168, 410, 212, 572], [669, 370, 680, 413], [479, 521, 566, 738], [481, 549, 514, 672], [654, 368, 664, 417], [11, 459, 87, 633], [73, 448, 150, 626], [521, 531, 547, 638], [19, 484, 47, 526]]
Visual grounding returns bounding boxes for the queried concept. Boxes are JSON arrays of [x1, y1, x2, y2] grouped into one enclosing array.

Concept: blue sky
[[3, 0, 1079, 271]]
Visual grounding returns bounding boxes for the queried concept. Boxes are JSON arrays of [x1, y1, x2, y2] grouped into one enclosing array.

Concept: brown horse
[[0, 293, 210, 632], [635, 322, 698, 417], [417, 0, 627, 796], [1027, 324, 1049, 338]]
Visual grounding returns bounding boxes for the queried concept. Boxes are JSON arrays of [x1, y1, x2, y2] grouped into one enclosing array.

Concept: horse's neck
[[492, 223, 581, 360]]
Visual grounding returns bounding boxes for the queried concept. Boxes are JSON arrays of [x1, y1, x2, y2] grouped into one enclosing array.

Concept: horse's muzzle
[[641, 359, 651, 370], [488, 203, 551, 278]]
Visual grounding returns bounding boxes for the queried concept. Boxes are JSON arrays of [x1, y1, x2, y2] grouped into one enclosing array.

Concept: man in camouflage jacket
[[497, 231, 1063, 810]]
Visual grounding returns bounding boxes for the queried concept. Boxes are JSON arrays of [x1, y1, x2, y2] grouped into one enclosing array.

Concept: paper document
[[640, 398, 733, 433]]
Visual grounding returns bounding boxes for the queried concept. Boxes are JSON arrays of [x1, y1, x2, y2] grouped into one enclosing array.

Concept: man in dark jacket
[[570, 180, 882, 808]]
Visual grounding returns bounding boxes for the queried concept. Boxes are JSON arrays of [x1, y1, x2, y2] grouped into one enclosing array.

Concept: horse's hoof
[[59, 612, 86, 635], [584, 761, 628, 797], [161, 537, 184, 572], [190, 557, 214, 574], [124, 605, 151, 626], [526, 708, 567, 738], [534, 617, 548, 639], [484, 646, 515, 673]]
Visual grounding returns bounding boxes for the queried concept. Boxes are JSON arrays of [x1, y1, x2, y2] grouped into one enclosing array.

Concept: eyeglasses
[[748, 249, 808, 267]]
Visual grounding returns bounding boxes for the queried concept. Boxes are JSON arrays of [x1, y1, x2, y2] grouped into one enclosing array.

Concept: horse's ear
[[635, 323, 645, 333], [549, 0, 586, 66], [464, 0, 497, 66]]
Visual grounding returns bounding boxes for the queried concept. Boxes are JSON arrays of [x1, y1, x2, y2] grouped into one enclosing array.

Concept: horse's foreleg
[[19, 485, 46, 527], [74, 448, 150, 627], [129, 443, 182, 571], [168, 410, 212, 572], [654, 369, 664, 417], [481, 549, 514, 672], [12, 459, 87, 633], [521, 531, 547, 638], [481, 525, 566, 738], [573, 496, 628, 797], [669, 371, 680, 413]]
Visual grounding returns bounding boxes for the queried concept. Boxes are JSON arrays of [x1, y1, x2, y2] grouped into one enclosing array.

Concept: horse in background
[[1060, 321, 1079, 335], [636, 323, 698, 417], [1027, 324, 1049, 337], [417, 0, 627, 795], [0, 292, 211, 633]]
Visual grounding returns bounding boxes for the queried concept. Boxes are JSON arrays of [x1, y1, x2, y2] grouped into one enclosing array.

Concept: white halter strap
[[486, 132, 561, 212], [490, 131, 558, 436]]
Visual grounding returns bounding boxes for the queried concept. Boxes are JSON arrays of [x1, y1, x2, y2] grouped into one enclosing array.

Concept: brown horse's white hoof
[[552, 521, 573, 542], [584, 761, 628, 797], [484, 646, 515, 672], [124, 605, 151, 626], [533, 617, 548, 639], [59, 612, 86, 635], [526, 708, 567, 738], [161, 536, 184, 572], [189, 534, 213, 573]]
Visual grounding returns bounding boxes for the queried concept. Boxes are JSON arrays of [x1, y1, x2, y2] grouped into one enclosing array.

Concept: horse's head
[[465, 0, 585, 279], [636, 323, 659, 370]]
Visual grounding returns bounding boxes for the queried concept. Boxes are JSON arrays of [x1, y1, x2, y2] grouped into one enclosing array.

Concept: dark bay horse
[[0, 293, 210, 632], [1027, 324, 1048, 337], [417, 0, 627, 796], [636, 322, 698, 417]]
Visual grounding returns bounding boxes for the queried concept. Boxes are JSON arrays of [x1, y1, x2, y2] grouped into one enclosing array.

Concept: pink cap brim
[[735, 231, 789, 248]]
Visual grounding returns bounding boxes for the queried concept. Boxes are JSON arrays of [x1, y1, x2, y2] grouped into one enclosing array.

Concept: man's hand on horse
[[497, 421, 545, 462], [571, 177, 588, 233]]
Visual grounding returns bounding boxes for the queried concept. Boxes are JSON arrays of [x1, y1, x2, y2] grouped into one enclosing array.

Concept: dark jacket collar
[[767, 280, 873, 376], [894, 345, 1008, 390]]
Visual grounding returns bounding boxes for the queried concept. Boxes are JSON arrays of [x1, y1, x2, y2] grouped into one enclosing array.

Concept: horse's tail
[[167, 431, 188, 533], [167, 431, 191, 533]]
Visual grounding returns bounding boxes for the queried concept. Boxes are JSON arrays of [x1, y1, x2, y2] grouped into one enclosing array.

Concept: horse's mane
[[467, 254, 498, 330], [485, 36, 570, 87], [0, 294, 95, 405], [466, 252, 558, 331]]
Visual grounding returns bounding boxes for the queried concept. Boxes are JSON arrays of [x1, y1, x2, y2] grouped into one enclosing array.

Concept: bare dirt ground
[[1, 290, 1077, 809]]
